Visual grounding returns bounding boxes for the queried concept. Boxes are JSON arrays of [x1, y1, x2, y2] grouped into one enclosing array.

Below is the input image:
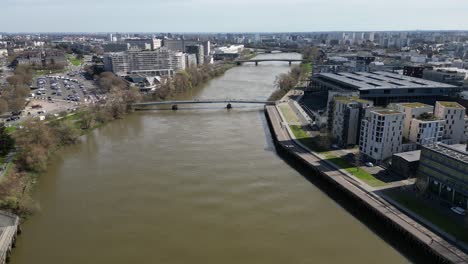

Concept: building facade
[[396, 102, 444, 145], [331, 96, 373, 147], [419, 143, 468, 209], [434, 101, 466, 143], [359, 109, 405, 161], [103, 48, 185, 76]]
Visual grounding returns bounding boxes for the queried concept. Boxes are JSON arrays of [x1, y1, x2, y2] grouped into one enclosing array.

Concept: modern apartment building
[[418, 143, 468, 208], [434, 101, 466, 143], [359, 109, 405, 161], [396, 102, 444, 145], [103, 48, 185, 76], [330, 96, 373, 147]]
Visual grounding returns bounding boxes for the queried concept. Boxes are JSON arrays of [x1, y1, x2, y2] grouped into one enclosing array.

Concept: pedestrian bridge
[[234, 59, 306, 66], [132, 99, 276, 110]]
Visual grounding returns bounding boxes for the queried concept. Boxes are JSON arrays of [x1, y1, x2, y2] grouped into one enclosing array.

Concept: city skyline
[[2, 0, 468, 32]]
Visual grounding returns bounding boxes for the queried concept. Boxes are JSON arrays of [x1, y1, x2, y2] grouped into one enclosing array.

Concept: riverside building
[[103, 48, 185, 77], [359, 109, 405, 162], [396, 103, 444, 145], [434, 101, 466, 144], [330, 96, 373, 147], [419, 143, 468, 208], [310, 71, 461, 106]]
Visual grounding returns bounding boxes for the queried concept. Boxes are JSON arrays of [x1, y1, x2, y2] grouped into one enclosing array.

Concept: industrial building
[[419, 143, 468, 209], [310, 71, 461, 106]]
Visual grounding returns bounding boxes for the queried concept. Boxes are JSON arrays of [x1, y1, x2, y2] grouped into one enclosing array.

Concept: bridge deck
[[132, 100, 275, 107]]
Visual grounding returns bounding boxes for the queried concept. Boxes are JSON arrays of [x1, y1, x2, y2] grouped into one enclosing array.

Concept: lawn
[[34, 69, 65, 77], [69, 57, 83, 66], [324, 153, 386, 187], [387, 191, 468, 243], [4, 126, 16, 134], [279, 104, 300, 123], [289, 125, 329, 152]]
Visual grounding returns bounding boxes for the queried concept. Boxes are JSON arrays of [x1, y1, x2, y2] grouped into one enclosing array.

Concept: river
[[12, 53, 410, 264]]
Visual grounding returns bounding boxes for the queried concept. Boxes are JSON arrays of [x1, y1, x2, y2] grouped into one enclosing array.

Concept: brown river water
[[12, 53, 410, 264]]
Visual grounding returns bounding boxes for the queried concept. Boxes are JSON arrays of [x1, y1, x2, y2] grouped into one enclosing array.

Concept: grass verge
[[386, 190, 468, 243], [324, 153, 386, 187]]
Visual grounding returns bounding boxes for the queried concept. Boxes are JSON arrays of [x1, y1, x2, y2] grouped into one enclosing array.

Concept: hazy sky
[[2, 0, 468, 32]]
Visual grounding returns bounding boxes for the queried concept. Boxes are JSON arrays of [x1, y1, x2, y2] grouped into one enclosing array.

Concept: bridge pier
[[255, 61, 258, 66], [236, 62, 242, 66], [226, 103, 232, 109], [172, 105, 178, 110], [289, 61, 292, 66]]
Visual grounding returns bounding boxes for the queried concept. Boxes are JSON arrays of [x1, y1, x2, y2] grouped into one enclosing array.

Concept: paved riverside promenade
[[265, 104, 468, 264], [0, 211, 19, 264]]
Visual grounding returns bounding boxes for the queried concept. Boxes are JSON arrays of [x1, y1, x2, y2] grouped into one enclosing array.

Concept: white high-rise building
[[359, 109, 405, 162], [331, 96, 373, 147], [434, 101, 466, 143], [103, 48, 185, 76]]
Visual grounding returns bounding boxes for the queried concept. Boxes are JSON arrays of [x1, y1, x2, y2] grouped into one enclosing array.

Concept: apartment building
[[359, 109, 405, 162], [434, 101, 466, 143], [396, 102, 444, 145], [103, 48, 185, 76], [331, 96, 373, 147]]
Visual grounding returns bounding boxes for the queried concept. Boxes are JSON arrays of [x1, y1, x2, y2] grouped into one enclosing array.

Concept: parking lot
[[33, 74, 93, 103]]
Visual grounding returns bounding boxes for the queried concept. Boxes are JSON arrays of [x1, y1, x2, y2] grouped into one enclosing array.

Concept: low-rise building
[[359, 109, 405, 162], [391, 150, 421, 178], [418, 143, 468, 208], [330, 96, 373, 147]]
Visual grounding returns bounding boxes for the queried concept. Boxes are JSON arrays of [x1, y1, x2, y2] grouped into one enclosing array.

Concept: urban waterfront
[[12, 53, 409, 264]]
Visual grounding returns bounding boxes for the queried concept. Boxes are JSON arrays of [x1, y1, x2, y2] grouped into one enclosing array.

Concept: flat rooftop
[[437, 101, 465, 108], [398, 102, 432, 109], [373, 109, 404, 115], [394, 150, 421, 162], [424, 143, 468, 164], [318, 71, 457, 91]]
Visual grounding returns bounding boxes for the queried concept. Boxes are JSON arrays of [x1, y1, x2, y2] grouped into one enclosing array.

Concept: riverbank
[[0, 59, 244, 218], [264, 103, 468, 263]]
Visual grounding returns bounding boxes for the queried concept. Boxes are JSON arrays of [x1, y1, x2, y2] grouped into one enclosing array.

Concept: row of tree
[[150, 64, 233, 101], [268, 64, 310, 101], [0, 65, 34, 115]]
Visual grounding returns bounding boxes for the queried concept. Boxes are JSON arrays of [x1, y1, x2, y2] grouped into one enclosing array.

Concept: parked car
[[451, 207, 466, 216], [365, 162, 374, 167], [31, 104, 43, 109]]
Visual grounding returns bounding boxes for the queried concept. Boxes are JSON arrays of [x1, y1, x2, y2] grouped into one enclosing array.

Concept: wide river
[[12, 53, 410, 263]]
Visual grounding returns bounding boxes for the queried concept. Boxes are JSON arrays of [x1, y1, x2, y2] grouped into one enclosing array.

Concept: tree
[[80, 110, 95, 129], [173, 71, 191, 93], [275, 73, 296, 91], [14, 121, 56, 151], [98, 72, 127, 93], [49, 121, 80, 145], [302, 46, 319, 62], [8, 98, 25, 112], [0, 99, 8, 115], [0, 125, 15, 156]]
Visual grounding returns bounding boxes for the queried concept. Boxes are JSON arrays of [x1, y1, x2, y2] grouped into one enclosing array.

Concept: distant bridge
[[132, 99, 275, 110], [234, 59, 307, 66]]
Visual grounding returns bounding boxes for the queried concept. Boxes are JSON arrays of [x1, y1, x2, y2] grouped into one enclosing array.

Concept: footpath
[[265, 90, 468, 263]]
